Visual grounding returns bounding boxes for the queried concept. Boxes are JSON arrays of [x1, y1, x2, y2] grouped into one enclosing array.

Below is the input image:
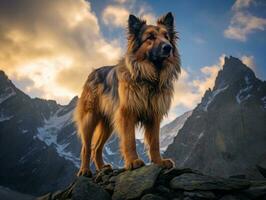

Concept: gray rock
[[184, 191, 216, 199], [242, 181, 266, 199], [219, 195, 240, 200], [170, 173, 250, 191], [141, 194, 166, 200], [257, 158, 266, 178], [112, 165, 162, 200], [72, 177, 111, 200]]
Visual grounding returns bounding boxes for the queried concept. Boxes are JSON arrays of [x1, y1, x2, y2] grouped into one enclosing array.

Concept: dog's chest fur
[[119, 80, 173, 120]]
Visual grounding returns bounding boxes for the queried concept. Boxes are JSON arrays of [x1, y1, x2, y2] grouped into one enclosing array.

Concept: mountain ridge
[[165, 56, 266, 179]]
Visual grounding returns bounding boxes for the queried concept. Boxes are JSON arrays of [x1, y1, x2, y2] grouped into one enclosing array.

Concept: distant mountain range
[[0, 56, 265, 196], [165, 56, 266, 179]]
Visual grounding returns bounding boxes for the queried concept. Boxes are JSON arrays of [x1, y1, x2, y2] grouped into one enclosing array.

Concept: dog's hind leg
[[77, 112, 99, 177], [91, 119, 113, 171]]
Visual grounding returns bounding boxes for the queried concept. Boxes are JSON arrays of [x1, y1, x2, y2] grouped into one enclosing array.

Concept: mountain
[[160, 111, 192, 152], [0, 70, 148, 196], [165, 56, 266, 179]]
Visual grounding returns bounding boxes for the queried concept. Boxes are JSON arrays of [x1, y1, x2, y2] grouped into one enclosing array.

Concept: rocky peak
[[214, 56, 256, 91], [37, 165, 266, 200], [0, 70, 13, 90]]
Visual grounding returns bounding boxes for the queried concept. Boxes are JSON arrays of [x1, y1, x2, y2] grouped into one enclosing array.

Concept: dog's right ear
[[128, 14, 146, 35]]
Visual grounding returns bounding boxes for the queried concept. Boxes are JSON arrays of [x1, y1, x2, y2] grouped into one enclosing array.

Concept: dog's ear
[[157, 12, 174, 33], [128, 14, 146, 35]]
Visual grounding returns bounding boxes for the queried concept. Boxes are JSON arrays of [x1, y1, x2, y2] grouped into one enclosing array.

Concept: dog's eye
[[147, 34, 156, 40], [165, 34, 169, 40]]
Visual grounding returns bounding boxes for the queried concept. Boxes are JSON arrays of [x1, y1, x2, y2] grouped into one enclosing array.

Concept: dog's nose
[[162, 44, 172, 54]]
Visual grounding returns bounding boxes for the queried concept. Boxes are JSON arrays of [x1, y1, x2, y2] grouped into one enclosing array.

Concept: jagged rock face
[[160, 111, 192, 152], [0, 70, 148, 195], [165, 56, 266, 179], [37, 165, 266, 200]]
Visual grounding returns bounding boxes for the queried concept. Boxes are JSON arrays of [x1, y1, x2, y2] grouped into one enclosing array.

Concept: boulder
[[112, 165, 162, 200], [170, 173, 250, 191]]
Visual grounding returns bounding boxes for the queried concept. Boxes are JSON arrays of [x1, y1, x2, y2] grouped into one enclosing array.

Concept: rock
[[229, 175, 246, 179], [170, 173, 250, 191], [141, 194, 166, 200], [242, 181, 266, 199], [219, 195, 240, 200], [257, 159, 266, 178], [184, 191, 216, 199], [72, 176, 111, 200], [112, 165, 162, 200], [37, 165, 266, 200]]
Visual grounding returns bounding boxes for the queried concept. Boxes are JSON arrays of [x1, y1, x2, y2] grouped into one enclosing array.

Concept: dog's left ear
[[157, 12, 174, 33], [128, 14, 146, 36]]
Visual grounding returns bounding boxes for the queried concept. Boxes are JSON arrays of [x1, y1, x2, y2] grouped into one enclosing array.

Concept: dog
[[74, 12, 181, 176]]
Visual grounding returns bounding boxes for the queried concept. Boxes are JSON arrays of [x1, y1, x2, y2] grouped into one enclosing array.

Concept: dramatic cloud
[[171, 55, 225, 110], [0, 0, 122, 104], [232, 0, 253, 10], [102, 5, 130, 27], [241, 55, 256, 69], [224, 0, 266, 41], [102, 2, 156, 28]]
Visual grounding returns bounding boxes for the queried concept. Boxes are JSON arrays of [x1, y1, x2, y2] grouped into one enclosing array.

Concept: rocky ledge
[[37, 165, 266, 200]]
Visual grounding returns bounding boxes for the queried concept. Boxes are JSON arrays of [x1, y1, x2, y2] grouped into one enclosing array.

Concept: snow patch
[[0, 114, 13, 122], [236, 76, 253, 104], [261, 96, 266, 109], [182, 131, 205, 165], [0, 87, 16, 104], [105, 146, 116, 155], [22, 129, 29, 133], [160, 111, 192, 152], [36, 108, 80, 167], [202, 85, 229, 112]]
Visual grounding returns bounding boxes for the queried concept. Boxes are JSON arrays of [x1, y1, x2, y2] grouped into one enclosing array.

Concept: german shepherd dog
[[75, 12, 180, 176]]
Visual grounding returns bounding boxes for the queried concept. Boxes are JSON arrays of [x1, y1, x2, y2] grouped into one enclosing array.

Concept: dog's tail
[[74, 88, 88, 138]]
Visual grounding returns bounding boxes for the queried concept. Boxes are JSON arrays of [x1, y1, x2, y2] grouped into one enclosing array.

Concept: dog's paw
[[155, 158, 175, 169], [77, 168, 92, 177], [126, 158, 145, 170], [102, 163, 113, 170]]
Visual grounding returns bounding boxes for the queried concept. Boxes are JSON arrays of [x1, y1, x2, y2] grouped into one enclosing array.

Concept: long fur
[[75, 12, 181, 176]]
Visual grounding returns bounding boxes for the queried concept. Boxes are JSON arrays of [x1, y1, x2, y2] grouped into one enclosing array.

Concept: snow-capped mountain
[[0, 70, 149, 195], [160, 111, 192, 152], [165, 56, 266, 179]]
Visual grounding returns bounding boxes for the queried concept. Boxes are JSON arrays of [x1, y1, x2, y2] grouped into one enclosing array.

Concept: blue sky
[[0, 0, 265, 124]]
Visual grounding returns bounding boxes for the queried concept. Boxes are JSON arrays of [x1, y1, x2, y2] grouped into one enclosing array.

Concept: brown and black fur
[[74, 12, 181, 176]]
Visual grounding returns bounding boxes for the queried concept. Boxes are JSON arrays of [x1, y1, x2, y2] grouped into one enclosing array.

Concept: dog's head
[[127, 12, 177, 66], [126, 12, 180, 84]]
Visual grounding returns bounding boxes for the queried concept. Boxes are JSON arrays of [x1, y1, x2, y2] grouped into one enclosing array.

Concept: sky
[[0, 0, 265, 124]]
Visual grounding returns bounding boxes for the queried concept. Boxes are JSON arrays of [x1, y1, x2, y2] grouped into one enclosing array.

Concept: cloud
[[102, 2, 156, 28], [224, 0, 266, 41], [171, 55, 225, 110], [102, 5, 130, 27], [232, 0, 253, 10], [241, 55, 256, 69], [0, 0, 122, 104]]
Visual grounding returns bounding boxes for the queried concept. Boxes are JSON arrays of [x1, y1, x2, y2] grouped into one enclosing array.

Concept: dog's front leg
[[144, 116, 175, 169], [115, 108, 145, 170]]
